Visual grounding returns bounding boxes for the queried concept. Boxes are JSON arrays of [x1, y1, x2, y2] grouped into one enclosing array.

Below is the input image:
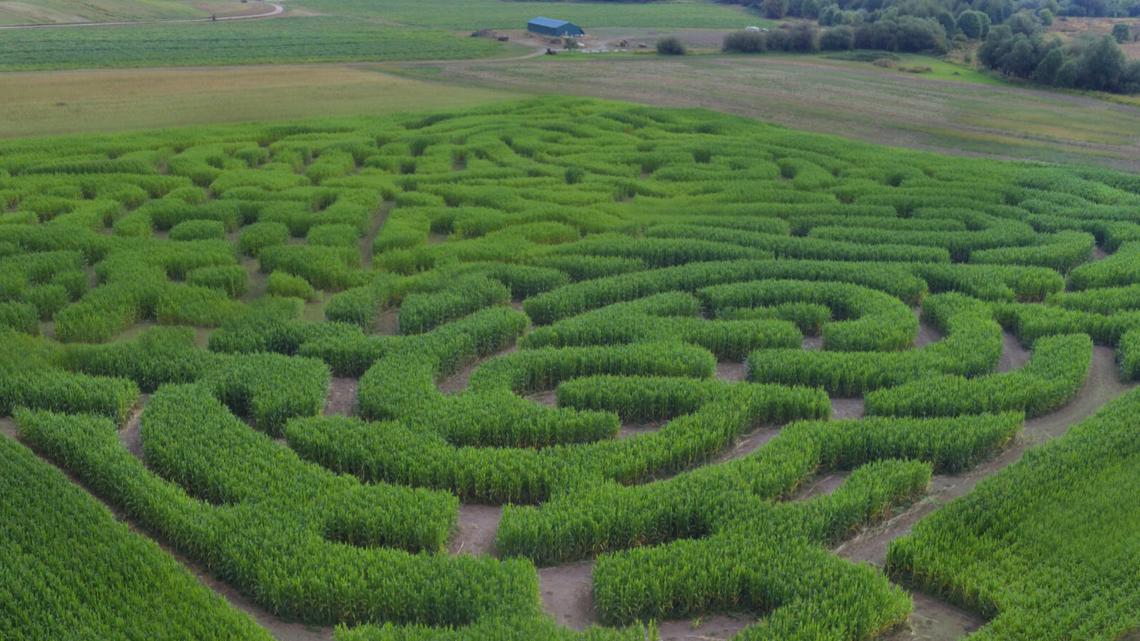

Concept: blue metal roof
[[529, 16, 571, 28]]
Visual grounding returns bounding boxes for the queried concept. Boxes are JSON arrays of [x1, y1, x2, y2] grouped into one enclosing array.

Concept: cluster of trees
[[723, 18, 949, 53], [735, 0, 1140, 94], [725, 0, 1140, 20], [724, 24, 828, 52], [980, 24, 1140, 91]]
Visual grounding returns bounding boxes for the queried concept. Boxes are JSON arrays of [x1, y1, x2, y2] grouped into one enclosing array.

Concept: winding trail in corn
[[3, 97, 1140, 641]]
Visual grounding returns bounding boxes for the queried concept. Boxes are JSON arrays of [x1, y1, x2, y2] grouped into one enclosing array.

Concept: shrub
[[656, 37, 686, 55], [723, 30, 767, 53], [238, 221, 290, 257], [169, 219, 225, 241], [267, 271, 319, 301], [187, 265, 249, 298]]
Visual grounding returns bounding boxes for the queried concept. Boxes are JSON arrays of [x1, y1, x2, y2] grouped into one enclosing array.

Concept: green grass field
[[0, 0, 203, 24], [820, 51, 1006, 86], [0, 0, 759, 71], [291, 0, 760, 30], [0, 16, 512, 70], [0, 65, 519, 138]]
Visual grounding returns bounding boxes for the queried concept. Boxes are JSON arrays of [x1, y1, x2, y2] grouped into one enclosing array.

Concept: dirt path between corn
[[436, 344, 518, 394], [835, 345, 1132, 569], [448, 504, 502, 556], [1, 426, 334, 641], [360, 201, 392, 269], [0, 2, 285, 29], [323, 378, 358, 416], [536, 342, 1131, 640], [119, 394, 150, 458], [997, 331, 1032, 373]]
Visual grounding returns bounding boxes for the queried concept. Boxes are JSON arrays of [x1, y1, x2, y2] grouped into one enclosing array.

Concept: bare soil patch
[[789, 471, 849, 500], [914, 312, 942, 348], [436, 345, 518, 394], [448, 504, 502, 556], [617, 420, 665, 439], [360, 202, 392, 269], [323, 378, 358, 416], [996, 331, 1031, 373], [881, 591, 983, 641], [375, 308, 399, 335], [657, 613, 751, 641], [0, 417, 16, 439], [715, 361, 747, 381], [119, 394, 150, 457], [716, 425, 781, 462], [539, 561, 596, 630], [831, 397, 865, 420], [525, 389, 558, 407], [240, 256, 268, 304]]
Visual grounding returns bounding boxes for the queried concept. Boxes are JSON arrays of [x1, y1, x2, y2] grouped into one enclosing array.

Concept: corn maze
[[1, 97, 1139, 641]]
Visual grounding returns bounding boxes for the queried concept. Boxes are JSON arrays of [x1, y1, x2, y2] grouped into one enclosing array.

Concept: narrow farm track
[[715, 360, 747, 381], [997, 332, 1032, 372], [448, 504, 502, 556], [789, 471, 850, 500], [882, 592, 984, 641], [241, 257, 269, 304], [436, 343, 518, 394], [360, 202, 392, 269], [539, 561, 596, 630], [0, 2, 285, 29], [322, 378, 358, 416], [715, 425, 781, 463], [913, 311, 943, 347], [119, 394, 150, 458]]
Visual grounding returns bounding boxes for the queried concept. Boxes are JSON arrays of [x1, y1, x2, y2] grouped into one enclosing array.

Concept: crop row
[[887, 388, 1140, 639], [747, 293, 1002, 395], [15, 388, 539, 628], [865, 334, 1092, 418], [496, 411, 1022, 565], [0, 434, 270, 641]]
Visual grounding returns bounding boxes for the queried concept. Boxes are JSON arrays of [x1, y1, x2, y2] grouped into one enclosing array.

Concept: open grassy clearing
[[402, 54, 1140, 171], [2, 96, 1140, 640], [0, 15, 513, 70], [0, 0, 254, 24], [819, 52, 1005, 86], [0, 0, 759, 70], [1048, 16, 1140, 60], [0, 65, 519, 138], [290, 0, 761, 30]]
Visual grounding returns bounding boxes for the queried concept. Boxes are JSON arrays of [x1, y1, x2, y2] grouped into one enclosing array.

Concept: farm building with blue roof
[[527, 17, 585, 37]]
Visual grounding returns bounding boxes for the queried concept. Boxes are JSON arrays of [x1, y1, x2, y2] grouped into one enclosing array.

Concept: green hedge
[[0, 434, 272, 641], [865, 334, 1092, 418]]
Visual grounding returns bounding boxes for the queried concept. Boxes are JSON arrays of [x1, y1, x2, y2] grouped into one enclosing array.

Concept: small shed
[[527, 17, 585, 37]]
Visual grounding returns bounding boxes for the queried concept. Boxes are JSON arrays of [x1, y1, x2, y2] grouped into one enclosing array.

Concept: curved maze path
[[1, 97, 1140, 641]]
